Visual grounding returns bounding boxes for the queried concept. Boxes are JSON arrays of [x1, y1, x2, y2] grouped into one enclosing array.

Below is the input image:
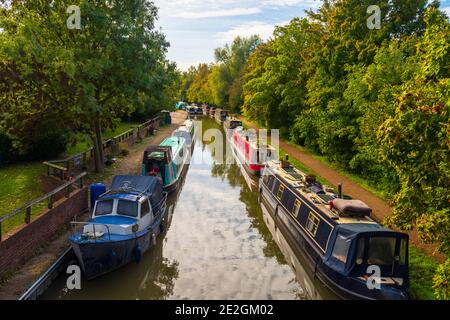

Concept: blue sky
[[153, 0, 450, 71]]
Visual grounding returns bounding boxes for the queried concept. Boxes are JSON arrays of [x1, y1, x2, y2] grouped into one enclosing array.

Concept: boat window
[[332, 234, 352, 264], [292, 199, 302, 218], [266, 175, 275, 189], [356, 237, 365, 265], [277, 184, 285, 200], [94, 200, 113, 216], [141, 200, 150, 217], [306, 212, 320, 236], [367, 237, 396, 265], [117, 200, 138, 218]]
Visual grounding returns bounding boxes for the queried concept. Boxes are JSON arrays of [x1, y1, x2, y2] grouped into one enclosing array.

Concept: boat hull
[[71, 211, 166, 280], [228, 137, 263, 176]]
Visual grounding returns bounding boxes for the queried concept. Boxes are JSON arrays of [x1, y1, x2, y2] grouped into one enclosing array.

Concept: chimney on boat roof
[[281, 154, 290, 168], [338, 183, 342, 199]]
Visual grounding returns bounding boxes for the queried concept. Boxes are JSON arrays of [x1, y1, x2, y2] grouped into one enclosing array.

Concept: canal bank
[[0, 112, 187, 300], [41, 117, 311, 300]]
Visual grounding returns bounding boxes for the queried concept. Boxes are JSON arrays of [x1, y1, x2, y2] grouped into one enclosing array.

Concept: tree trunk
[[91, 116, 105, 173]]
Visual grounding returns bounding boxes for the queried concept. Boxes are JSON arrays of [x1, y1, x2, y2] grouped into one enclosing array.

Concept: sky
[[153, 0, 450, 71]]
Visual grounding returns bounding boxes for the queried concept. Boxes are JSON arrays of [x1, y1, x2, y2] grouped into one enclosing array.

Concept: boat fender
[[134, 245, 142, 264], [152, 233, 157, 246], [109, 250, 118, 266]]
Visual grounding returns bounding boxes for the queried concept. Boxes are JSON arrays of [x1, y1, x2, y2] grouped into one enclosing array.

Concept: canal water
[[42, 117, 327, 300]]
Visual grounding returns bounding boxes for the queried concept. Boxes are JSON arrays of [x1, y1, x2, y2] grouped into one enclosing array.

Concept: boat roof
[[100, 175, 165, 208], [160, 135, 185, 153], [100, 175, 163, 201], [234, 126, 275, 150]]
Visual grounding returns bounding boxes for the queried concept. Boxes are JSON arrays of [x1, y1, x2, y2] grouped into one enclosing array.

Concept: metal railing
[[0, 172, 87, 242], [70, 221, 112, 242]]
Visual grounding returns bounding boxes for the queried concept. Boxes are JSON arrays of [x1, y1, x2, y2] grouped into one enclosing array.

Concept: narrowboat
[[209, 107, 216, 117], [187, 106, 197, 117], [214, 108, 228, 124], [69, 175, 167, 280], [228, 126, 276, 176], [259, 158, 409, 300], [223, 117, 242, 130], [141, 134, 190, 193], [195, 106, 203, 115]]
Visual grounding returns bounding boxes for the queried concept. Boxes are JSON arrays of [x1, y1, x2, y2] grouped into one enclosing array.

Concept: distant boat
[[141, 123, 193, 192], [214, 108, 228, 124], [259, 158, 409, 300], [223, 117, 242, 130], [228, 126, 276, 176], [69, 175, 167, 280]]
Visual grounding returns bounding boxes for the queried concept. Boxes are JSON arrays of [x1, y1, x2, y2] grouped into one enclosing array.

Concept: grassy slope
[[0, 162, 47, 233], [67, 122, 139, 156], [0, 122, 141, 234]]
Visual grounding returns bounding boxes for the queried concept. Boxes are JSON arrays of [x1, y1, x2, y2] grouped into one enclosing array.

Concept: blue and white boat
[[69, 176, 167, 280]]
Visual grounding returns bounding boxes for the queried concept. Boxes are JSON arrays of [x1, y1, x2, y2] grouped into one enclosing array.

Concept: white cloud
[[261, 0, 321, 8], [171, 7, 261, 19], [442, 6, 450, 17], [216, 20, 288, 43]]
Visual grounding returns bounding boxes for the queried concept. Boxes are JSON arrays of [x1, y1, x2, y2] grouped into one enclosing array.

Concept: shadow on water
[[42, 116, 323, 300]]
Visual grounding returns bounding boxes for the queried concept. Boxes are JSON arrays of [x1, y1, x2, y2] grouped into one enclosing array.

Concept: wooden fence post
[[25, 207, 31, 224], [48, 195, 53, 209]]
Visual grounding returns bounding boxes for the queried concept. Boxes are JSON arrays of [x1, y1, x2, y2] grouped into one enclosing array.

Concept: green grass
[[67, 122, 139, 156], [0, 162, 47, 234]]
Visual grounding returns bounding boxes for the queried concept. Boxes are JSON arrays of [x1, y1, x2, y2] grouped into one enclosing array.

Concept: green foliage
[[181, 36, 261, 112], [433, 259, 450, 300]]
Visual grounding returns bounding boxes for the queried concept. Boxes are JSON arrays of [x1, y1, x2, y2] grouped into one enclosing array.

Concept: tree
[[377, 7, 449, 297]]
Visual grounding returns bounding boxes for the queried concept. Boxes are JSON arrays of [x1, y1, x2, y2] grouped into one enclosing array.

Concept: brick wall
[[0, 187, 89, 279]]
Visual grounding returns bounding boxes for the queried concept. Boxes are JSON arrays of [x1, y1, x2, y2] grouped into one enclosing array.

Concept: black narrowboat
[[259, 158, 409, 300], [223, 117, 242, 130]]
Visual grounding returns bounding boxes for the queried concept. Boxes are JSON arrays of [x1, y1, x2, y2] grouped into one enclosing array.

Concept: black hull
[[259, 183, 408, 300], [71, 228, 161, 280]]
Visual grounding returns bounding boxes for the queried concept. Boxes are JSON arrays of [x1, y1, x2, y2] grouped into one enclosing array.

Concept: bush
[[25, 130, 68, 161], [433, 259, 450, 300], [0, 130, 16, 165]]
